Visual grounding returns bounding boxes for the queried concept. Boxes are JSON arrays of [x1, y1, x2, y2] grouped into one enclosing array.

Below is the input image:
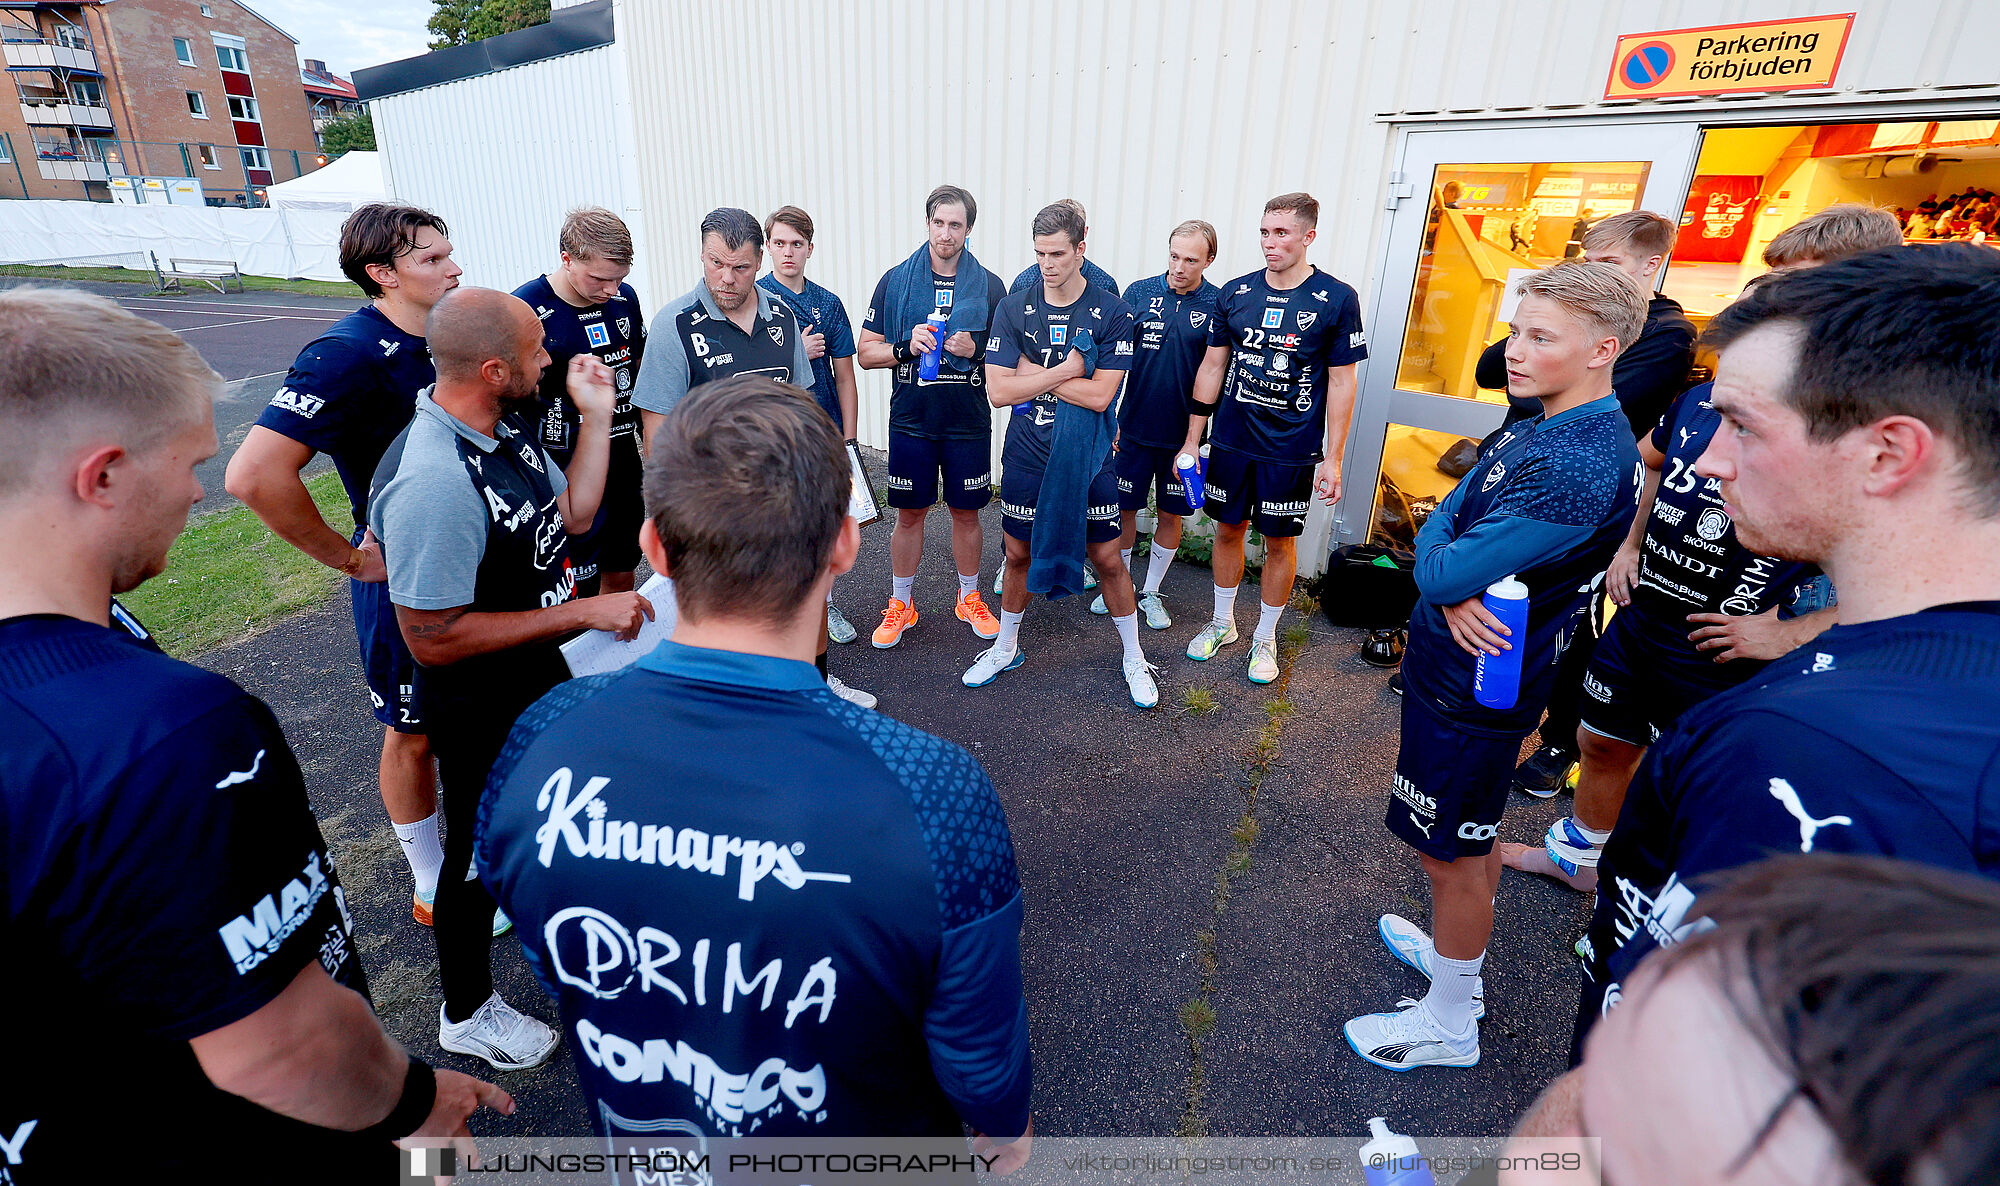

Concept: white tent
[[267, 151, 387, 212]]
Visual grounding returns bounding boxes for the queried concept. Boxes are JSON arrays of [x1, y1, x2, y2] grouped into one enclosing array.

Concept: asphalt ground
[[0, 278, 356, 513], [198, 496, 1595, 1145]]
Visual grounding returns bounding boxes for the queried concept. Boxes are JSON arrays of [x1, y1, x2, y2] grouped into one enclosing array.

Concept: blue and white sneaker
[[1247, 638, 1280, 684], [1123, 656, 1160, 708], [1186, 620, 1239, 661], [1083, 562, 1099, 591], [962, 644, 1025, 687], [1138, 592, 1171, 630], [1544, 816, 1604, 878], [1344, 1000, 1479, 1071], [1378, 913, 1484, 1019], [1090, 592, 1112, 615]]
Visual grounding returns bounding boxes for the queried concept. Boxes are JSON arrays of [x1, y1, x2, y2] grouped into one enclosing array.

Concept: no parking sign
[[1604, 15, 1853, 100]]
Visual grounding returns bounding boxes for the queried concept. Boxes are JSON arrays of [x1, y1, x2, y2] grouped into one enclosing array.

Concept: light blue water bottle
[[1472, 574, 1529, 710], [1360, 1117, 1435, 1186], [918, 310, 950, 382], [1176, 446, 1207, 510]]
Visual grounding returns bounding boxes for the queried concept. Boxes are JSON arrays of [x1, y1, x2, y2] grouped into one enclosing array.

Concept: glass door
[[1339, 122, 1701, 551]]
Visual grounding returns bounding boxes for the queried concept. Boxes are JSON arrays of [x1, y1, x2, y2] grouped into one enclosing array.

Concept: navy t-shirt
[[1402, 395, 1642, 735], [255, 303, 435, 525], [477, 641, 1032, 1141], [758, 274, 856, 427], [985, 285, 1137, 474], [1577, 603, 2000, 1039], [512, 276, 647, 468], [865, 265, 1009, 440], [1118, 274, 1222, 450], [1207, 266, 1368, 464], [0, 613, 373, 1179], [1624, 383, 1819, 683]]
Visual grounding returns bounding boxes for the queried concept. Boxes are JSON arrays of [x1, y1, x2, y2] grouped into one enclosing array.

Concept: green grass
[[1180, 685, 1218, 716], [0, 263, 364, 300], [120, 470, 351, 657]]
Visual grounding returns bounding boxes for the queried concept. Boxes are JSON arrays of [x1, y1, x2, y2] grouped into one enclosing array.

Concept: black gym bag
[[1312, 544, 1419, 629]]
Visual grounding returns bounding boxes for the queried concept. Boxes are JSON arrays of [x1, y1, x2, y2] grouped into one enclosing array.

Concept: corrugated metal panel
[[617, 0, 1996, 461], [370, 41, 652, 302]]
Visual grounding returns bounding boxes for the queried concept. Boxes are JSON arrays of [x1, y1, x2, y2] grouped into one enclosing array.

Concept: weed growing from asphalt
[[1181, 685, 1218, 716]]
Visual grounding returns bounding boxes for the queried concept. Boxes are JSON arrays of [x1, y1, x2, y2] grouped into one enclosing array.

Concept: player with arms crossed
[[1090, 220, 1221, 627], [1178, 193, 1367, 684], [1345, 262, 1644, 1071], [971, 202, 1155, 707]]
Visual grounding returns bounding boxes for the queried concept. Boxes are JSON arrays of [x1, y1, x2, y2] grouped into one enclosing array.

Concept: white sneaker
[[1138, 592, 1171, 630], [1123, 656, 1160, 708], [993, 562, 1006, 595], [826, 603, 857, 644], [438, 993, 560, 1071], [1082, 562, 1099, 590], [491, 908, 512, 938], [1344, 1000, 1479, 1071], [1089, 593, 1111, 615], [962, 644, 1024, 688], [1378, 913, 1484, 1019], [1185, 619, 1239, 661], [1247, 638, 1280, 684], [826, 675, 877, 709]]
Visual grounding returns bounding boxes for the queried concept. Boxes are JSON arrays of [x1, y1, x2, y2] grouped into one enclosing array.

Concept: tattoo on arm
[[407, 607, 467, 640]]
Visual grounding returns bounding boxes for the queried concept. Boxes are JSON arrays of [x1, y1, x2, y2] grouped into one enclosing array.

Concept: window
[[186, 90, 207, 118], [68, 79, 104, 106], [226, 95, 259, 121], [199, 4, 213, 15], [173, 37, 194, 65], [215, 43, 246, 71], [54, 25, 89, 50], [0, 138, 10, 165], [239, 146, 269, 172], [197, 144, 219, 169]]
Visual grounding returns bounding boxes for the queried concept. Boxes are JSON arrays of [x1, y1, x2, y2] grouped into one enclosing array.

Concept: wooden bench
[[152, 253, 245, 295]]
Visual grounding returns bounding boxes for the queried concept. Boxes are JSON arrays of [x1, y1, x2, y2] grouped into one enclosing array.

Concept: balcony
[[36, 156, 108, 182], [19, 97, 111, 129], [3, 39, 97, 74]]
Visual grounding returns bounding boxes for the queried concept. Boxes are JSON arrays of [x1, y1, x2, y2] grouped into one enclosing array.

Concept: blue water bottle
[[1472, 574, 1529, 710], [918, 310, 950, 382], [1176, 446, 1207, 510], [1360, 1118, 1434, 1186]]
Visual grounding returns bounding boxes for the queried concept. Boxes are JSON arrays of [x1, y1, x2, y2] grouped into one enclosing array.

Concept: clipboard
[[847, 440, 883, 527]]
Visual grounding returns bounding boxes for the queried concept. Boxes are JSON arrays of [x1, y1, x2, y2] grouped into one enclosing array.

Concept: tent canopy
[[266, 151, 387, 213]]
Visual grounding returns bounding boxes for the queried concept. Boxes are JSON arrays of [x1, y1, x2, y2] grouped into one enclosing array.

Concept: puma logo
[[215, 749, 266, 790], [1411, 818, 1436, 839], [1767, 778, 1853, 853]]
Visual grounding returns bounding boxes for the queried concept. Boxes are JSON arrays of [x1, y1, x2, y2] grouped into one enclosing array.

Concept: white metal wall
[[616, 0, 1999, 469], [370, 42, 654, 303]]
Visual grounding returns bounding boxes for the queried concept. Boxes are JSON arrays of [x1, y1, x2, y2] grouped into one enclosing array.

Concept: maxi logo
[[268, 387, 324, 419], [1610, 870, 1709, 954], [576, 1019, 828, 1129], [541, 905, 837, 1026], [533, 768, 854, 901], [218, 851, 332, 974], [0, 1120, 34, 1169]]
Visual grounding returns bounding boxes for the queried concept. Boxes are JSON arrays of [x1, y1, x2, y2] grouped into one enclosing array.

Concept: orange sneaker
[[872, 598, 919, 648], [955, 590, 1000, 639], [413, 888, 434, 927]]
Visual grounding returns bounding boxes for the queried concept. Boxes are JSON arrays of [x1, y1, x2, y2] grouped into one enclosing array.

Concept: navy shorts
[[1114, 441, 1197, 516], [1579, 610, 1740, 747], [1202, 447, 1314, 537], [351, 552, 423, 733], [1386, 696, 1527, 860], [568, 439, 646, 596], [887, 430, 993, 511], [999, 461, 1122, 544]]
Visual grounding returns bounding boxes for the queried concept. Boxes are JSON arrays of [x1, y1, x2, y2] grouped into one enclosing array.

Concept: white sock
[[393, 812, 444, 896], [1119, 548, 1133, 582], [892, 574, 915, 606], [1570, 818, 1613, 846], [1111, 612, 1143, 662], [1422, 949, 1485, 1037], [997, 608, 1024, 652], [1213, 583, 1240, 627], [1254, 600, 1284, 644], [958, 572, 978, 597], [1143, 540, 1175, 594]]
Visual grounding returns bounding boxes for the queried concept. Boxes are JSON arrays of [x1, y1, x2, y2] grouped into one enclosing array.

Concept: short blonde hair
[[0, 288, 219, 497], [559, 205, 633, 266], [1170, 219, 1218, 259], [1583, 210, 1677, 259], [1515, 260, 1647, 350], [1762, 204, 1903, 268]]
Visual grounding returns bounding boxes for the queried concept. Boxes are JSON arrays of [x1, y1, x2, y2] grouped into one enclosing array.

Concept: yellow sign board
[[1605, 14, 1854, 100]]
